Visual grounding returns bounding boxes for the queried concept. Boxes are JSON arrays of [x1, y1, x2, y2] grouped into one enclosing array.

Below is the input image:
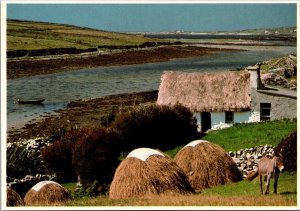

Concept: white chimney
[[246, 63, 265, 90]]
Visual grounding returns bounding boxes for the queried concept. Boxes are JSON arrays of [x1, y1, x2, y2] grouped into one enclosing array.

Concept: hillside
[[7, 19, 157, 51], [237, 26, 296, 35]]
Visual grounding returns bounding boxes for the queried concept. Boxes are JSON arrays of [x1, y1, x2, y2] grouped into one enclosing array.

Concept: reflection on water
[[7, 44, 296, 128]]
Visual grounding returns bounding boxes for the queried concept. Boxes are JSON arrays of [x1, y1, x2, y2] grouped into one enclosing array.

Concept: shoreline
[[7, 45, 238, 80], [6, 43, 296, 142], [7, 90, 158, 142], [6, 44, 238, 142]]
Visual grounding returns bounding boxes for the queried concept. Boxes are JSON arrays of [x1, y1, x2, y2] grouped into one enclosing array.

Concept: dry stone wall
[[228, 145, 275, 178]]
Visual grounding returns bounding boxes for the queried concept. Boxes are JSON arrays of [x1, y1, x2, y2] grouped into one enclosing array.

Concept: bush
[[7, 138, 51, 180], [41, 128, 93, 183], [100, 110, 117, 127], [111, 104, 199, 152], [274, 131, 297, 172], [72, 127, 121, 188]]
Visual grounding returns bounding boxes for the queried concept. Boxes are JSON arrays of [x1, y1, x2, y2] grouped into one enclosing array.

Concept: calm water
[[145, 34, 296, 44], [7, 44, 296, 129]]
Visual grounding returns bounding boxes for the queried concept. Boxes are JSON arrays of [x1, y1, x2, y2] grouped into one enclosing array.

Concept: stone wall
[[228, 145, 275, 178]]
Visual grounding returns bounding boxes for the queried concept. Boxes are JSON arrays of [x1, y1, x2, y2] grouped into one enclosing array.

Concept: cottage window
[[225, 111, 234, 123], [260, 103, 271, 121]]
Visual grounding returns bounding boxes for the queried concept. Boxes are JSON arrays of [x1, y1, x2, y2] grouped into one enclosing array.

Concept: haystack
[[7, 187, 25, 206], [109, 148, 194, 199], [174, 140, 242, 192], [24, 181, 71, 205]]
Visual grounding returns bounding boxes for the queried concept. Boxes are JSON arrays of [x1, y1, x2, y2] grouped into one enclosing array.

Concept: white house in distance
[[157, 65, 297, 132]]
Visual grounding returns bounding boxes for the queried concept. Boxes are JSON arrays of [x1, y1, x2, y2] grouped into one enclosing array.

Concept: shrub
[[41, 128, 93, 183], [111, 104, 199, 152], [7, 138, 50, 180], [274, 131, 297, 172], [100, 110, 117, 127], [72, 127, 121, 188]]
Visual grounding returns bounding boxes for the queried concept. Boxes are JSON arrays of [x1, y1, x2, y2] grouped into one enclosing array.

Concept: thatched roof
[[174, 140, 243, 192], [6, 187, 25, 206], [109, 148, 194, 199], [24, 181, 71, 205], [157, 71, 251, 112]]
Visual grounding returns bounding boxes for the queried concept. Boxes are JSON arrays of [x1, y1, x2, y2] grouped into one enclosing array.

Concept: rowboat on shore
[[16, 98, 45, 104]]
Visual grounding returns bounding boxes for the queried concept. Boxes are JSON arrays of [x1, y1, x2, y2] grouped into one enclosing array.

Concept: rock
[[240, 163, 246, 170], [229, 145, 275, 177], [246, 153, 251, 159], [24, 175, 33, 181]]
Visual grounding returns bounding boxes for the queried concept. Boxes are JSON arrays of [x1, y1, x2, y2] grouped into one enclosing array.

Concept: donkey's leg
[[265, 174, 271, 194], [259, 175, 263, 194], [274, 173, 279, 194]]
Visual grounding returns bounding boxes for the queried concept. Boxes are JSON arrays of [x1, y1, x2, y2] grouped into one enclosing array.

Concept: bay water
[[7, 44, 296, 129]]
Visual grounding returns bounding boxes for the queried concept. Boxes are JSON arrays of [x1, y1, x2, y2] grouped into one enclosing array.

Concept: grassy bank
[[7, 19, 156, 51], [49, 119, 297, 207], [165, 118, 297, 158]]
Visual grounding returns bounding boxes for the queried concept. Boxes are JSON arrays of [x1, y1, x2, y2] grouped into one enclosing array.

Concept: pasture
[[7, 19, 155, 51], [54, 172, 297, 206], [54, 119, 297, 207]]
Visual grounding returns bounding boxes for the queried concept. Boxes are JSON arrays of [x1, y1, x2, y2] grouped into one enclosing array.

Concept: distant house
[[157, 66, 297, 132]]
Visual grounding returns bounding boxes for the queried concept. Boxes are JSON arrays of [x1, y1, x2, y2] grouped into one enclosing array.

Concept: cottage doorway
[[201, 112, 211, 132]]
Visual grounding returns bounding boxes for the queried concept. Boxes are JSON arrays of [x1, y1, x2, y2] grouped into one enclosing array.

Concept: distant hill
[[7, 19, 157, 51], [233, 26, 296, 35]]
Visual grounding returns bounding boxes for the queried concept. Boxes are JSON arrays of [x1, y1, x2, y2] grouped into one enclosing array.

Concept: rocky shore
[[261, 54, 297, 90], [7, 90, 158, 142]]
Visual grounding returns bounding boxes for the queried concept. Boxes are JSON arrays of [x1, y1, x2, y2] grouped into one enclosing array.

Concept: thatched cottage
[[157, 65, 297, 132]]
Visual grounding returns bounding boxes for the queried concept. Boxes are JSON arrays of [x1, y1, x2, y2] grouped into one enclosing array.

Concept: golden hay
[[109, 148, 194, 199], [6, 187, 25, 206], [157, 71, 251, 112], [24, 181, 71, 205], [174, 140, 242, 192]]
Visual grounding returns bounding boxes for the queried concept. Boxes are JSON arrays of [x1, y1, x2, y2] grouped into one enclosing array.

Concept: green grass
[[7, 19, 157, 51], [58, 172, 297, 206], [55, 119, 297, 206], [164, 119, 296, 157], [202, 171, 297, 197], [202, 119, 297, 152]]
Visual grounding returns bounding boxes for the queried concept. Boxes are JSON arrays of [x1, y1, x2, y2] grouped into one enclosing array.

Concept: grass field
[[165, 118, 297, 158], [52, 171, 296, 207], [48, 119, 297, 207], [7, 19, 156, 51]]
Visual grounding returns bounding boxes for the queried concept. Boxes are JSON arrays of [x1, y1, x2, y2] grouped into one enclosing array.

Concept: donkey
[[246, 155, 284, 194]]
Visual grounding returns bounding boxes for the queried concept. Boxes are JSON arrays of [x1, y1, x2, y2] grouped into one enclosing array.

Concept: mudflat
[[7, 45, 235, 79]]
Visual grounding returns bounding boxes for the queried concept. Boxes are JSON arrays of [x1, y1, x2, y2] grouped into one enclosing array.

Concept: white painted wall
[[194, 111, 260, 131]]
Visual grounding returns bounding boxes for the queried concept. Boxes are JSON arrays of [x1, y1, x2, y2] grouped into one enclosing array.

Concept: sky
[[6, 3, 297, 32]]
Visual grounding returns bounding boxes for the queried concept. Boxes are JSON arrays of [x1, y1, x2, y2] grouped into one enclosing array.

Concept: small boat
[[17, 98, 45, 104]]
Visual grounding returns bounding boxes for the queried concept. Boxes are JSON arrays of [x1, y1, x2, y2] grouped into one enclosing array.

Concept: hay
[[157, 71, 251, 112], [109, 148, 194, 199], [7, 187, 25, 206], [174, 140, 243, 191], [127, 147, 165, 161], [24, 181, 71, 205]]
